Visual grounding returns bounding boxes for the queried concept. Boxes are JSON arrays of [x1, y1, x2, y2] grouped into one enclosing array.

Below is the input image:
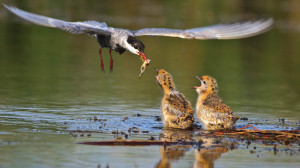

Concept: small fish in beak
[[138, 59, 151, 79]]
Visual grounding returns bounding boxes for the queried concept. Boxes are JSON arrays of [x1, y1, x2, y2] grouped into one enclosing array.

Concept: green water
[[0, 0, 300, 167]]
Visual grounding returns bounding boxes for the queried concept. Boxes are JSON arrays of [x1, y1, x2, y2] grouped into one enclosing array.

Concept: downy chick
[[194, 75, 239, 130], [156, 69, 194, 129]]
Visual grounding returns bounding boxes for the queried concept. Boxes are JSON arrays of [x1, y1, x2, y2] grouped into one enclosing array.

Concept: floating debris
[[240, 117, 248, 121], [123, 117, 128, 122], [154, 116, 162, 121], [279, 118, 285, 124], [115, 136, 122, 140], [149, 136, 155, 140], [128, 127, 140, 134], [91, 116, 107, 122], [196, 129, 300, 145], [69, 130, 102, 134], [78, 140, 192, 146]]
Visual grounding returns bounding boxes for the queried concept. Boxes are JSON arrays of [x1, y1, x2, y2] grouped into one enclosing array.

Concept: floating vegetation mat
[[77, 140, 190, 146], [203, 129, 300, 143], [76, 129, 300, 146]]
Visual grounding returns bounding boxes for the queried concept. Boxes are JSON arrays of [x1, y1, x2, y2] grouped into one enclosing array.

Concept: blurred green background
[[1, 0, 299, 119], [0, 0, 299, 167]]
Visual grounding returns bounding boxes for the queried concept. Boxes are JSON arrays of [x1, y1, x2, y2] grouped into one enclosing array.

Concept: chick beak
[[195, 75, 202, 81], [155, 75, 159, 81], [137, 52, 148, 63], [154, 67, 159, 81], [193, 75, 202, 89], [154, 67, 159, 73]]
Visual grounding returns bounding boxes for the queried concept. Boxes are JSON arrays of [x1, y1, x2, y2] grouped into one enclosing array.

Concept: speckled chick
[[194, 75, 239, 130], [156, 69, 194, 129]]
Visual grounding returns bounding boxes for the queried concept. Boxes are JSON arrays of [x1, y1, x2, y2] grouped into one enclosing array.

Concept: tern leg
[[109, 49, 113, 72], [99, 48, 105, 72], [240, 125, 259, 131]]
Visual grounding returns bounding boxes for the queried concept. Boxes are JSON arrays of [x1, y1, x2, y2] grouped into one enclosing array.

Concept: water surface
[[0, 0, 299, 167]]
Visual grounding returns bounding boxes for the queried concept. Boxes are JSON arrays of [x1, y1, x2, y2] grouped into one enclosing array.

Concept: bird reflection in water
[[194, 137, 232, 168], [155, 129, 193, 168], [155, 129, 234, 168]]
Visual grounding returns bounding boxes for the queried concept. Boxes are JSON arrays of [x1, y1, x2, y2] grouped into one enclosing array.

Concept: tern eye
[[133, 45, 138, 49], [202, 80, 206, 84]]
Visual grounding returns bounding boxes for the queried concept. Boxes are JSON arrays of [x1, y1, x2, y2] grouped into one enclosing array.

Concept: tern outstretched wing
[[133, 19, 273, 39], [4, 4, 111, 35]]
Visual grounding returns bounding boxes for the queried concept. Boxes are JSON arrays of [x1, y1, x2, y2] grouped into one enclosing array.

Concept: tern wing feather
[[133, 19, 273, 39], [4, 4, 111, 35]]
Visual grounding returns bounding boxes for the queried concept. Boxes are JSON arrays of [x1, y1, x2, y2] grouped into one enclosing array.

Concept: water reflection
[[155, 145, 191, 168], [1, 0, 300, 167], [155, 129, 235, 168], [155, 129, 194, 168], [194, 137, 231, 168], [195, 146, 229, 168]]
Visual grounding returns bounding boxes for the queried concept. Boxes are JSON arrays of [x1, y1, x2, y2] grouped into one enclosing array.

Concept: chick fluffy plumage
[[156, 69, 194, 129], [195, 75, 239, 130]]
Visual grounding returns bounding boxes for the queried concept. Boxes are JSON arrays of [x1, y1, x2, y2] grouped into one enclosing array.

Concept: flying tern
[[4, 4, 273, 72]]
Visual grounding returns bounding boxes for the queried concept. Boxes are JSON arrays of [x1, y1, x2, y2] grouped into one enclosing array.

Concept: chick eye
[[202, 80, 206, 84]]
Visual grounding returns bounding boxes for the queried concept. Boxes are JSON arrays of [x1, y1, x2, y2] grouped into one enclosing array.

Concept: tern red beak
[[138, 52, 148, 63]]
